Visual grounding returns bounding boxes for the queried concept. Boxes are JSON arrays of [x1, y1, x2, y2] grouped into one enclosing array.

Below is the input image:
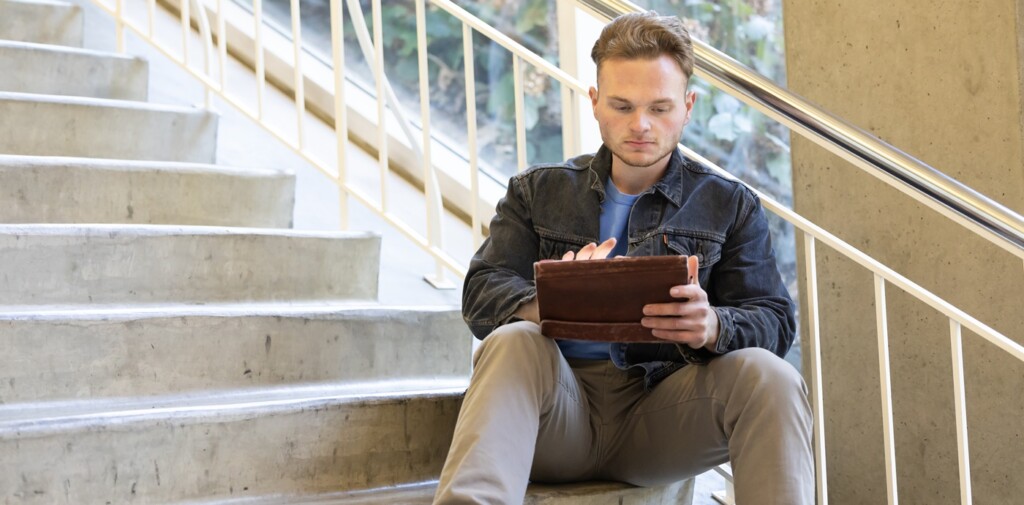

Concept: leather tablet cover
[[534, 255, 688, 342]]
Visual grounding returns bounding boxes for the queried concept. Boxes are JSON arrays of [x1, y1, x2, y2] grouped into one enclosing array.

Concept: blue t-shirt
[[556, 179, 640, 360]]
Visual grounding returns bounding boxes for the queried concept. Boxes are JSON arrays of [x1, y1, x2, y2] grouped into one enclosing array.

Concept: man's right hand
[[514, 237, 618, 323]]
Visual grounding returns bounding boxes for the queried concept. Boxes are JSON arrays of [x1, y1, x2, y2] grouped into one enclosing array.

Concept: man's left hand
[[640, 258, 720, 351]]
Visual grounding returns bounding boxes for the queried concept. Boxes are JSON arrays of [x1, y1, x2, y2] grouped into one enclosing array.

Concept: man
[[434, 11, 813, 505]]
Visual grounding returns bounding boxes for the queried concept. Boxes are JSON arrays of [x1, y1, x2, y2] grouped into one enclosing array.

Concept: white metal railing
[[86, 0, 1024, 503]]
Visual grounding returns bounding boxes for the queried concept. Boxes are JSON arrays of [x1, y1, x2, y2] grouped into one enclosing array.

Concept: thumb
[[687, 255, 699, 285]]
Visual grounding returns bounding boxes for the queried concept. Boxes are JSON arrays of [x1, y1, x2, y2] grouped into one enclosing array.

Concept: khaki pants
[[434, 321, 814, 505]]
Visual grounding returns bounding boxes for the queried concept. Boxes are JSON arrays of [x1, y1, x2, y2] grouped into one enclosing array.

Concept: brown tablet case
[[533, 255, 689, 342]]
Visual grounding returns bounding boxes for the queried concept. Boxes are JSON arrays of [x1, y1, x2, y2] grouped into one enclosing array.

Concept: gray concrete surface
[[0, 0, 82, 47], [0, 383, 464, 504], [0, 224, 380, 304], [0, 305, 469, 403], [0, 40, 147, 100], [0, 154, 296, 227], [0, 91, 218, 162], [784, 1, 1024, 503]]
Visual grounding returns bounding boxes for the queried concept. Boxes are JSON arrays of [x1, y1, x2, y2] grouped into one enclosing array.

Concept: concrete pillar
[[781, 1, 1024, 503]]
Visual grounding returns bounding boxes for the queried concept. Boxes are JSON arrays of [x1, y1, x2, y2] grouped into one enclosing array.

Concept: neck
[[610, 156, 670, 195]]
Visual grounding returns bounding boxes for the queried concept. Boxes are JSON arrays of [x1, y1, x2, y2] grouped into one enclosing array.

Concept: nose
[[629, 111, 651, 133]]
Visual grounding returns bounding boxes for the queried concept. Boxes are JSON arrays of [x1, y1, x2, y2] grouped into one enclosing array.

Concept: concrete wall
[[782, 0, 1024, 503]]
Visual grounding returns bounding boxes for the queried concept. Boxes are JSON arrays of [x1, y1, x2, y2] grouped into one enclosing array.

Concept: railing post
[[416, 0, 453, 289], [874, 275, 899, 505], [371, 0, 389, 212], [949, 320, 973, 505], [289, 0, 305, 149], [329, 0, 349, 230], [462, 23, 482, 250], [253, 0, 266, 119], [115, 0, 125, 53], [513, 55, 527, 173], [180, 0, 190, 65], [804, 234, 829, 504]]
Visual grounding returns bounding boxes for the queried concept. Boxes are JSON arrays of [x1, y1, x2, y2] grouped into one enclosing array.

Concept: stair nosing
[[0, 302, 460, 320], [0, 380, 468, 438], [0, 90, 212, 113], [0, 154, 294, 178], [0, 38, 144, 61]]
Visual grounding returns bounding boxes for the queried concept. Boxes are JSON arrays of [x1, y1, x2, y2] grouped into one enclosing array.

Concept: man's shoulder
[[677, 154, 759, 201], [517, 153, 594, 178]]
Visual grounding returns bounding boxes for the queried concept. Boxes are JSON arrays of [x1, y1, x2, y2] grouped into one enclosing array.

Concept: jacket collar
[[588, 145, 685, 207]]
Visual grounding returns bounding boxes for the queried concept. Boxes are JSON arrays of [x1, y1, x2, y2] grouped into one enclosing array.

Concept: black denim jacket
[[462, 146, 796, 389]]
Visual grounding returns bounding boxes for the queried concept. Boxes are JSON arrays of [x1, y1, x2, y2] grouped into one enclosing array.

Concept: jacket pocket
[[662, 233, 722, 286], [536, 228, 592, 261]]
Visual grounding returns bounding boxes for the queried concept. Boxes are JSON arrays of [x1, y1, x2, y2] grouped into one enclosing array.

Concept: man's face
[[589, 55, 696, 174]]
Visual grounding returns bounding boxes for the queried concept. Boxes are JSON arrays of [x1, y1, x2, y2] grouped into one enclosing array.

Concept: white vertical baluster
[[181, 0, 190, 65], [949, 320, 973, 505], [115, 0, 125, 52], [147, 0, 155, 37], [253, 0, 266, 119], [416, 0, 450, 288], [372, 0, 388, 212], [329, 0, 348, 229], [463, 23, 482, 250], [804, 234, 829, 505], [217, 0, 226, 91], [290, 0, 305, 149], [513, 55, 527, 173], [874, 275, 899, 505]]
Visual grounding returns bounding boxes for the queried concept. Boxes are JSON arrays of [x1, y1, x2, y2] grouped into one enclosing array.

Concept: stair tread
[[0, 38, 142, 60], [0, 301, 459, 319], [0, 89, 209, 112], [173, 479, 694, 504], [0, 379, 468, 431], [0, 222, 378, 238], [0, 153, 292, 178]]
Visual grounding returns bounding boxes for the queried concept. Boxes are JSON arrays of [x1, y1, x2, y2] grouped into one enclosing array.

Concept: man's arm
[[642, 194, 795, 357], [462, 176, 541, 339]]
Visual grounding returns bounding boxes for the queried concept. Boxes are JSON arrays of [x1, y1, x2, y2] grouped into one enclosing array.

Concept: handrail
[[575, 0, 1024, 260]]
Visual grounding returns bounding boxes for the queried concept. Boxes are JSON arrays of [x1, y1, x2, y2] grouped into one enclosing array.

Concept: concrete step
[[0, 224, 380, 305], [0, 92, 217, 162], [0, 382, 465, 504], [0, 40, 148, 100], [0, 0, 83, 47], [0, 304, 471, 403], [170, 478, 695, 504], [0, 155, 295, 227]]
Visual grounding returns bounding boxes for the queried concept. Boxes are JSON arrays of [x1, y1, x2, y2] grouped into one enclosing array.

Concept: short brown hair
[[591, 11, 694, 80]]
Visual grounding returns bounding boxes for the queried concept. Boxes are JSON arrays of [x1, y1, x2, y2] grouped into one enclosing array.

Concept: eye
[[614, 105, 632, 112]]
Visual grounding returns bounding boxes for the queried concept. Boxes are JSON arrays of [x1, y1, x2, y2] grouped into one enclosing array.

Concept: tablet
[[533, 255, 692, 342]]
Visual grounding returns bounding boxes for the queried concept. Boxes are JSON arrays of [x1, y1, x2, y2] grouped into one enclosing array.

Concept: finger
[[687, 255, 699, 284], [592, 237, 617, 259], [643, 302, 688, 317], [577, 241, 598, 260], [562, 250, 575, 261]]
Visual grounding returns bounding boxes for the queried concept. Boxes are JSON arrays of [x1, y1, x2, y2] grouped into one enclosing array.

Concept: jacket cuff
[[711, 306, 733, 354]]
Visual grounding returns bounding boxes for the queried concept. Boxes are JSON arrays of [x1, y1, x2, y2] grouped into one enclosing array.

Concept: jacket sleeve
[[462, 176, 540, 339], [707, 192, 796, 358]]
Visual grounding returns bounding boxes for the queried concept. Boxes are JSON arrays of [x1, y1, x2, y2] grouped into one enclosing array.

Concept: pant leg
[[601, 348, 814, 505], [433, 322, 597, 505]]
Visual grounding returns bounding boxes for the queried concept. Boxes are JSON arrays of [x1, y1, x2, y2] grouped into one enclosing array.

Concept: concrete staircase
[[0, 1, 696, 503]]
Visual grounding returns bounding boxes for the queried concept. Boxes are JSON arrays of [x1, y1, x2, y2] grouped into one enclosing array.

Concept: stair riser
[[0, 96, 217, 163], [0, 310, 470, 402], [0, 0, 83, 47], [0, 163, 295, 227], [0, 42, 148, 100], [0, 228, 380, 304], [1, 394, 461, 504]]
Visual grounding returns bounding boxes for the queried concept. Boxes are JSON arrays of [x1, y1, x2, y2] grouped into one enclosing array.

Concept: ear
[[682, 89, 697, 125], [589, 86, 599, 114]]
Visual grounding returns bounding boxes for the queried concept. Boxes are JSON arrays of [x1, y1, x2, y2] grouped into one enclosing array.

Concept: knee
[[728, 348, 807, 404], [474, 321, 559, 368]]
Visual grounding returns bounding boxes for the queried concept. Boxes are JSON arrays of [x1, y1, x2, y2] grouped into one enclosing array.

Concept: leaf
[[712, 93, 741, 114], [708, 112, 738, 142]]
